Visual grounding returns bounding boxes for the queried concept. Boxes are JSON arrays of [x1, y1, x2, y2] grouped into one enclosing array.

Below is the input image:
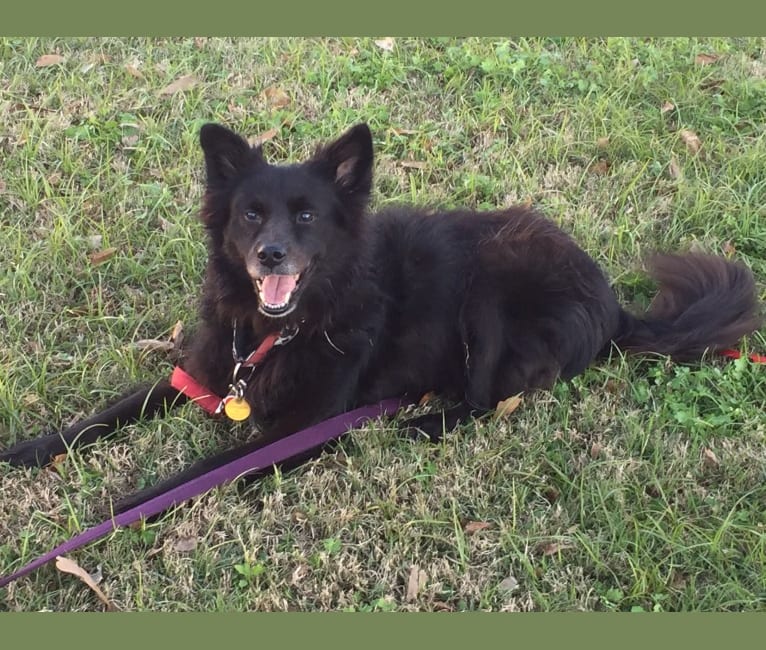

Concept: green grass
[[1, 37, 765, 611]]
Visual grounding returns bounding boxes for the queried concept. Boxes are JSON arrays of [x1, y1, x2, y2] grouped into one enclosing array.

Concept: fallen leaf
[[263, 86, 290, 109], [590, 442, 603, 459], [291, 563, 309, 585], [702, 447, 720, 469], [36, 54, 65, 67], [660, 101, 676, 114], [498, 575, 519, 594], [86, 234, 103, 250], [89, 247, 118, 265], [588, 159, 610, 175], [400, 160, 428, 170], [406, 564, 427, 602], [722, 240, 736, 257], [171, 536, 198, 553], [596, 137, 610, 149], [668, 156, 683, 180], [543, 486, 560, 504], [374, 37, 395, 52], [463, 521, 492, 535], [418, 391, 436, 406], [133, 339, 175, 353], [539, 540, 572, 556], [391, 127, 418, 136], [125, 64, 143, 79], [0, 179, 6, 192], [170, 320, 184, 344], [249, 127, 279, 147], [121, 134, 139, 147], [158, 216, 174, 232], [158, 74, 198, 96], [21, 393, 41, 407], [194, 37, 207, 49], [55, 556, 118, 611], [495, 393, 523, 419], [694, 53, 719, 66], [679, 129, 702, 155]]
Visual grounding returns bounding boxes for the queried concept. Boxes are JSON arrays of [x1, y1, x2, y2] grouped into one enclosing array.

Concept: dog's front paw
[[0, 433, 61, 468], [401, 412, 453, 443]]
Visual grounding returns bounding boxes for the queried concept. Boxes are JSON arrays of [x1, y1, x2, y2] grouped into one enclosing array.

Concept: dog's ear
[[199, 123, 259, 187], [310, 124, 373, 198]]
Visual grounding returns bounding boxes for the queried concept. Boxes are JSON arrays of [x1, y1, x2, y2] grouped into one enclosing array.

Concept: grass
[[1, 37, 765, 612]]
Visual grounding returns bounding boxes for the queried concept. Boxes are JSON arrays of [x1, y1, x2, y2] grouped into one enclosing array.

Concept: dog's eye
[[297, 210, 315, 224], [244, 210, 261, 222]]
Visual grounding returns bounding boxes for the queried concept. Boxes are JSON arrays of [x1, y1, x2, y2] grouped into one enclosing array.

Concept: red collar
[[171, 327, 290, 415]]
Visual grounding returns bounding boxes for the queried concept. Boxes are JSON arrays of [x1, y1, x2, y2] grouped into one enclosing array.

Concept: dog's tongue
[[261, 274, 298, 306]]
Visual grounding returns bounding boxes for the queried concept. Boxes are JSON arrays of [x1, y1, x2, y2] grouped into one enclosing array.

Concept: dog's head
[[198, 123, 373, 319]]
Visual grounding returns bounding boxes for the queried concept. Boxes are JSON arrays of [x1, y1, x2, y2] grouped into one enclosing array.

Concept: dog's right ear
[[199, 123, 259, 187]]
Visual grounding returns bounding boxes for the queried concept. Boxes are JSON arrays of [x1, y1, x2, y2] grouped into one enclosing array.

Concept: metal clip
[[275, 325, 300, 346]]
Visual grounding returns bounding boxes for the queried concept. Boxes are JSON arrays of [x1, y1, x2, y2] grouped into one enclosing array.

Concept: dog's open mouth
[[255, 274, 301, 317]]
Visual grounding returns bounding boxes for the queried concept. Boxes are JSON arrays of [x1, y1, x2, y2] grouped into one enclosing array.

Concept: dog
[[1, 122, 760, 512]]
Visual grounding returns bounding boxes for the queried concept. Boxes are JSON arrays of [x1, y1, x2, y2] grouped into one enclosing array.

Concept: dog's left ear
[[311, 124, 374, 198]]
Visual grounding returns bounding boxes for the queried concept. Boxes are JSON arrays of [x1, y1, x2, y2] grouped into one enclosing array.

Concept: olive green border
[[1, 0, 765, 35]]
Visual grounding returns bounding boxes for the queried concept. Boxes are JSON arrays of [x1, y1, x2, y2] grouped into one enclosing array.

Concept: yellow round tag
[[224, 397, 251, 421]]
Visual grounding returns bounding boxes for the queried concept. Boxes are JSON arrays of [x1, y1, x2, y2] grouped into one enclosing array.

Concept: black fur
[[1, 123, 760, 513]]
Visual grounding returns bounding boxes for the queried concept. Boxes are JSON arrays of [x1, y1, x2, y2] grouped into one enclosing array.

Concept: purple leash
[[0, 398, 409, 588]]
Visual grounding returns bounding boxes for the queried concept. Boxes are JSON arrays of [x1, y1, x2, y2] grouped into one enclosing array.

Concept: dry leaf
[[158, 216, 174, 232], [55, 556, 118, 611], [722, 240, 737, 257], [125, 64, 143, 79], [170, 320, 184, 343], [391, 127, 418, 136], [133, 339, 175, 353], [495, 393, 523, 419], [249, 128, 279, 147], [36, 54, 65, 67], [374, 37, 395, 52], [291, 564, 309, 585], [400, 160, 428, 170], [679, 129, 702, 155], [695, 53, 719, 66], [89, 247, 117, 265], [702, 447, 720, 469], [121, 134, 139, 147], [418, 391, 436, 406], [590, 442, 603, 459], [171, 536, 198, 553], [498, 575, 519, 594], [50, 453, 68, 469], [463, 521, 492, 535], [158, 74, 198, 96], [661, 101, 676, 114], [668, 156, 682, 180], [406, 565, 427, 602], [540, 541, 572, 556], [0, 179, 6, 193], [596, 137, 610, 149], [588, 159, 610, 175], [263, 86, 290, 109]]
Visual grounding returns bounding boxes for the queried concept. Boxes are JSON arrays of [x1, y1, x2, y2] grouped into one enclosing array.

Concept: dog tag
[[224, 396, 251, 421]]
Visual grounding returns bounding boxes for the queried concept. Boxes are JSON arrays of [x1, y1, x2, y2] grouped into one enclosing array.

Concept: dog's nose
[[257, 244, 287, 269]]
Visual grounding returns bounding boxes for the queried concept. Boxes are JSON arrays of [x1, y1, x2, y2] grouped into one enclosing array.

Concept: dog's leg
[[402, 402, 487, 442], [0, 380, 185, 468]]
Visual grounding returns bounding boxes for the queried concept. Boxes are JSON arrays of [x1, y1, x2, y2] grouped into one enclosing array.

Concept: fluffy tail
[[612, 253, 761, 361]]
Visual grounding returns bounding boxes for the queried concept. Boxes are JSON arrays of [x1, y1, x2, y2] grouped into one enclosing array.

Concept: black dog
[[1, 123, 760, 511]]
